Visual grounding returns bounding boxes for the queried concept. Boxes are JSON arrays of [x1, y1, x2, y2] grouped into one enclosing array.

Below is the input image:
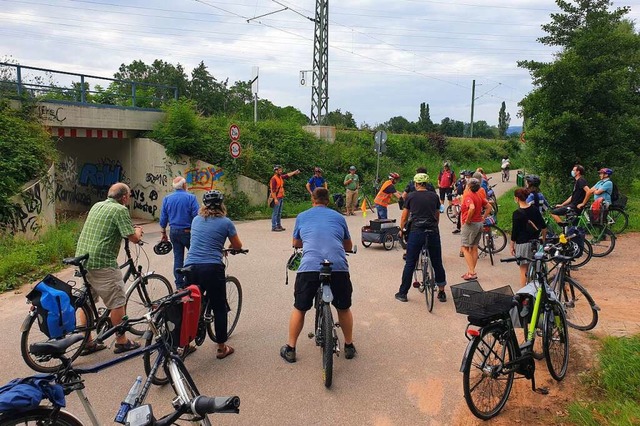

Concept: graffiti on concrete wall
[[145, 173, 168, 186], [185, 166, 224, 191], [79, 162, 122, 189], [131, 186, 159, 217], [55, 185, 92, 207], [1, 182, 44, 235], [58, 156, 78, 186]]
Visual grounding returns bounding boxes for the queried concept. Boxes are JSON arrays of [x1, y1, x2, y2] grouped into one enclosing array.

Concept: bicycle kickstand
[[531, 374, 549, 395]]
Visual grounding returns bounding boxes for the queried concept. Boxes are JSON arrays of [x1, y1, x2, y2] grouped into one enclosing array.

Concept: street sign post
[[373, 130, 388, 191], [229, 141, 242, 159], [229, 124, 240, 141]]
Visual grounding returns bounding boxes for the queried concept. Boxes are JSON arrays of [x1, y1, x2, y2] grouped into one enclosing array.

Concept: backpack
[[611, 182, 620, 204], [0, 377, 65, 413], [26, 275, 77, 339]]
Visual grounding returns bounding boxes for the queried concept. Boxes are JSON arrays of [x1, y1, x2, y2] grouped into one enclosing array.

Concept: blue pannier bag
[[26, 275, 76, 339], [0, 377, 65, 412]]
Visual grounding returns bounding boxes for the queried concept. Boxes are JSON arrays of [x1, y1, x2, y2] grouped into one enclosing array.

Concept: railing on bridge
[[0, 62, 178, 109]]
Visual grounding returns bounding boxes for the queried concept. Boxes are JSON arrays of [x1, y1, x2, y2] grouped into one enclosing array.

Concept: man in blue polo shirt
[[305, 167, 327, 198], [159, 177, 200, 288]]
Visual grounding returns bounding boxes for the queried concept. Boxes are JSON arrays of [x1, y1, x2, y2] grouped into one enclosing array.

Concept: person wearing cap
[[437, 162, 456, 207], [374, 172, 402, 219], [306, 167, 328, 198], [460, 178, 492, 281], [270, 165, 301, 232], [343, 166, 360, 215], [585, 168, 614, 205], [395, 173, 447, 303], [159, 176, 200, 289]]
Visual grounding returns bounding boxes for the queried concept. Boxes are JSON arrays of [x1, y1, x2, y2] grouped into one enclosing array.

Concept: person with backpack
[[586, 168, 614, 204], [524, 175, 551, 214], [511, 188, 546, 286], [437, 162, 456, 208]]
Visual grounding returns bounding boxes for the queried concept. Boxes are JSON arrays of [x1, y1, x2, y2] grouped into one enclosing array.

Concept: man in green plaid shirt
[[75, 183, 144, 355]]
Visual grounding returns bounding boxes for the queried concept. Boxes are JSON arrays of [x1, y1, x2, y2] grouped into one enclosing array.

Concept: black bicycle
[[412, 235, 436, 312], [20, 241, 172, 373], [1, 290, 240, 426]]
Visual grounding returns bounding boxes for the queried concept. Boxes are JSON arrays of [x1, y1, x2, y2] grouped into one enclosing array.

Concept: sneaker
[[452, 229, 461, 234], [344, 343, 357, 359], [277, 226, 286, 231], [280, 344, 296, 363], [394, 292, 408, 302], [459, 250, 464, 257], [272, 227, 284, 232], [437, 290, 447, 302]]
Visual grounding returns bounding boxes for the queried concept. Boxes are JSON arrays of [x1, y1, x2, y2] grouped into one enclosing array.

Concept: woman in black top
[[510, 188, 546, 286]]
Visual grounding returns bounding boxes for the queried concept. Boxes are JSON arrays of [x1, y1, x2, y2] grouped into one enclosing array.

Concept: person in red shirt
[[460, 178, 492, 280], [437, 162, 456, 208]]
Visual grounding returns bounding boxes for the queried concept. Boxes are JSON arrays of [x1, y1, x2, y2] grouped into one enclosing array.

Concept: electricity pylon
[[310, 0, 328, 125]]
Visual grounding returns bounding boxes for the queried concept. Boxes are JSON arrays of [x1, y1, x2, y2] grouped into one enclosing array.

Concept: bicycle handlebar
[[223, 248, 249, 255], [193, 395, 240, 415]]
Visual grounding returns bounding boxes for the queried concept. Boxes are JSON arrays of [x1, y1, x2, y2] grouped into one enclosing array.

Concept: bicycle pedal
[[535, 387, 549, 395], [335, 323, 340, 328]]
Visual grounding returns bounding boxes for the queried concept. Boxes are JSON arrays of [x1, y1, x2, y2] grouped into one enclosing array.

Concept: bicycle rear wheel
[[607, 207, 628, 234], [569, 239, 592, 269], [167, 358, 211, 425], [558, 277, 598, 331], [0, 408, 84, 426], [446, 205, 458, 224], [321, 304, 334, 388], [462, 324, 515, 420], [423, 256, 435, 312], [543, 302, 569, 381], [125, 273, 173, 336], [585, 226, 615, 257], [20, 303, 92, 373], [479, 226, 507, 254], [208, 276, 243, 342]]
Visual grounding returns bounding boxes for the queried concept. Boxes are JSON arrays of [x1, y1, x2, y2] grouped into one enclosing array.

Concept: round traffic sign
[[229, 124, 240, 141], [229, 141, 242, 158]]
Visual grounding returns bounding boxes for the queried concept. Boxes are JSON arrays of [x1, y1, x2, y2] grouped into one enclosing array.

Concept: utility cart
[[361, 219, 400, 250]]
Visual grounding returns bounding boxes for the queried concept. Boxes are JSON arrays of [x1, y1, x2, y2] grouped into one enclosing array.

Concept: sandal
[[178, 344, 197, 359], [80, 341, 106, 356], [216, 344, 234, 359], [113, 339, 141, 354], [461, 273, 477, 281]]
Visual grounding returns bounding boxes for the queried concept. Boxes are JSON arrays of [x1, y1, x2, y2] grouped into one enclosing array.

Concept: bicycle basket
[[451, 281, 514, 320]]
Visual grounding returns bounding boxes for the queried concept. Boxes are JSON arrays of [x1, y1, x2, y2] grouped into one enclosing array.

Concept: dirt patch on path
[[454, 233, 640, 424]]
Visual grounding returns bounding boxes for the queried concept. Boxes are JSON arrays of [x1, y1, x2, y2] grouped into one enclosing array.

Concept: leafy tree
[[518, 0, 640, 185], [418, 102, 434, 133], [498, 101, 511, 138], [188, 61, 226, 115], [469, 120, 498, 139], [383, 116, 415, 133], [439, 117, 464, 137], [324, 109, 357, 129], [113, 59, 187, 108]]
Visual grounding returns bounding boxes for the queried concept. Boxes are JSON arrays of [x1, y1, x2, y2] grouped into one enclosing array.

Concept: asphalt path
[[0, 171, 518, 425]]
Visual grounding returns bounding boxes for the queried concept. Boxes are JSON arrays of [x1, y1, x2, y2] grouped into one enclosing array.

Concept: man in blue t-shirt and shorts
[[305, 167, 327, 198], [280, 188, 356, 363]]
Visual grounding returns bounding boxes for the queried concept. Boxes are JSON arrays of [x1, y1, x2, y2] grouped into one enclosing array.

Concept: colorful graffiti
[[185, 166, 224, 191]]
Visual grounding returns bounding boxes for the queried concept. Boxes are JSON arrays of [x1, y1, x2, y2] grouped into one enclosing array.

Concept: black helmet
[[202, 190, 224, 208], [153, 240, 173, 255], [525, 174, 541, 187]]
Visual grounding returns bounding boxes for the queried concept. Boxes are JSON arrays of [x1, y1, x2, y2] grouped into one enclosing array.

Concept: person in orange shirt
[[373, 173, 402, 219], [270, 165, 300, 231]]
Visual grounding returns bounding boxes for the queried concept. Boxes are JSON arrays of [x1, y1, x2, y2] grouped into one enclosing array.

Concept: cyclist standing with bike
[[75, 183, 143, 355], [280, 188, 356, 363], [184, 190, 243, 359], [510, 188, 546, 286], [395, 173, 448, 303], [551, 164, 590, 223]]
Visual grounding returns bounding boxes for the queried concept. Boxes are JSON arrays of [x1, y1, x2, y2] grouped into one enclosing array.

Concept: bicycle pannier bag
[[26, 275, 76, 339], [589, 198, 606, 224], [0, 377, 65, 413], [166, 284, 201, 348]]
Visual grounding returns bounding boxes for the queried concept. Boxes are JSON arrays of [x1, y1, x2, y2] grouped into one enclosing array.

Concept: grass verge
[[0, 219, 82, 293]]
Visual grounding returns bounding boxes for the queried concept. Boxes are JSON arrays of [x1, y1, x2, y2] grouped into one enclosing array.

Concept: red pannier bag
[[166, 284, 201, 348]]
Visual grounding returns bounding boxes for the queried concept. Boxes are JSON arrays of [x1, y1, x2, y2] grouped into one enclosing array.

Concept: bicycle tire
[[424, 255, 434, 312], [486, 232, 495, 266], [143, 332, 170, 386], [586, 226, 615, 257], [20, 303, 92, 373], [607, 207, 628, 235], [208, 276, 243, 343], [167, 358, 211, 425], [478, 225, 507, 254], [543, 302, 569, 381], [0, 407, 84, 426], [367, 196, 375, 213], [446, 205, 458, 224], [559, 277, 598, 331], [569, 239, 592, 270], [125, 273, 173, 336], [462, 324, 515, 420], [322, 303, 334, 388]]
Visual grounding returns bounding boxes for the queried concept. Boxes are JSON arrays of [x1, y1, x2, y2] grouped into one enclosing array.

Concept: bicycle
[[446, 196, 461, 224], [543, 212, 593, 269], [20, 241, 172, 373], [486, 183, 499, 215], [567, 206, 616, 257], [145, 248, 248, 385], [606, 205, 628, 235], [478, 219, 507, 266], [356, 191, 375, 213], [454, 249, 570, 420], [306, 249, 356, 388], [501, 167, 510, 182], [411, 231, 436, 312], [1, 289, 240, 426]]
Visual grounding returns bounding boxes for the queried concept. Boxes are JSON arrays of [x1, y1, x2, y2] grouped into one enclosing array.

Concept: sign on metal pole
[[229, 141, 242, 159], [373, 130, 387, 192], [229, 124, 240, 141]]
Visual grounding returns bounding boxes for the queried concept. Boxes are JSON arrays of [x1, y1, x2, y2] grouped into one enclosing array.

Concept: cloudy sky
[[1, 0, 639, 127]]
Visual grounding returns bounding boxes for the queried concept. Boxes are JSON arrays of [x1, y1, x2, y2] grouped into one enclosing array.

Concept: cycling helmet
[[525, 174, 541, 187], [286, 250, 302, 271], [413, 173, 430, 183], [388, 172, 400, 180], [202, 190, 224, 208], [273, 164, 282, 171], [153, 240, 173, 255], [463, 170, 473, 177], [598, 168, 613, 176]]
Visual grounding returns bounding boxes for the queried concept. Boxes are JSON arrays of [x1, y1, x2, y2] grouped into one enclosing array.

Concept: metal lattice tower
[[310, 0, 328, 125]]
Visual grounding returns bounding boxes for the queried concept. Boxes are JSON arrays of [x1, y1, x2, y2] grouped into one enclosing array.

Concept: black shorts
[[439, 187, 453, 201], [294, 271, 353, 311]]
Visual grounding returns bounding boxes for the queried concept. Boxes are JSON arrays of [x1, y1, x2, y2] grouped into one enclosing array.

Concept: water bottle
[[114, 376, 142, 424], [322, 284, 333, 303], [439, 204, 445, 214]]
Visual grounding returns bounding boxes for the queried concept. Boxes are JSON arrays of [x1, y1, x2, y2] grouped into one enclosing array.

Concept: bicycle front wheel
[[322, 303, 334, 388], [543, 302, 569, 381], [167, 358, 211, 425], [462, 324, 515, 420], [479, 226, 507, 254], [446, 205, 458, 224], [125, 273, 173, 336], [569, 239, 592, 269], [586, 226, 615, 257], [208, 276, 243, 343], [607, 207, 628, 234], [0, 408, 84, 426], [20, 303, 92, 373], [559, 277, 598, 331], [423, 256, 435, 312]]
